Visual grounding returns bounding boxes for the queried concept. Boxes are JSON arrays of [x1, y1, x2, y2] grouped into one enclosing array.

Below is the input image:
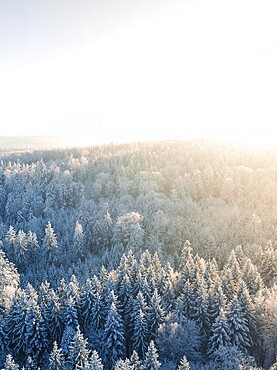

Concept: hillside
[[0, 140, 276, 369]]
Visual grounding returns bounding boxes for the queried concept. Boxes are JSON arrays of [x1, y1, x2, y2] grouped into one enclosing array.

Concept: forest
[[0, 140, 276, 370]]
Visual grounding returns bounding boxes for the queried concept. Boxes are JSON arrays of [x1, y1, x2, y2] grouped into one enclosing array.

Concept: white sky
[[1, 0, 277, 146]]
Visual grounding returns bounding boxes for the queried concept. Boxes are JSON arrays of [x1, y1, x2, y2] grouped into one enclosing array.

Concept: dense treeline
[[0, 140, 276, 369]]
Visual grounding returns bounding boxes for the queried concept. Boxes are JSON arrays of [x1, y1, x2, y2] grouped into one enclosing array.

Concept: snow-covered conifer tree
[[177, 356, 190, 370], [208, 309, 231, 357], [129, 350, 142, 370], [67, 326, 90, 370], [148, 289, 165, 340], [143, 341, 160, 370], [88, 350, 103, 370], [103, 302, 125, 369], [49, 341, 65, 370], [42, 222, 58, 264], [227, 296, 251, 352], [2, 354, 19, 370], [24, 356, 37, 370], [132, 309, 148, 359], [60, 296, 79, 356], [73, 221, 84, 260]]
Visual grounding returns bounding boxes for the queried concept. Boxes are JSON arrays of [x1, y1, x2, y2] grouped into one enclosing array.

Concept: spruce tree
[[227, 296, 251, 352], [180, 242, 196, 281], [5, 225, 16, 262], [73, 221, 84, 260], [78, 280, 92, 330], [0, 313, 7, 353], [14, 229, 28, 267], [42, 222, 58, 265], [148, 289, 165, 340], [207, 278, 226, 327], [90, 291, 105, 331], [191, 275, 210, 335], [242, 258, 263, 295], [129, 350, 142, 370], [236, 281, 257, 345], [208, 310, 231, 357], [172, 298, 185, 324], [6, 292, 28, 360], [132, 309, 148, 359], [88, 350, 103, 370], [2, 354, 19, 370], [67, 326, 90, 370], [143, 341, 160, 370], [114, 358, 132, 370], [25, 300, 46, 363], [44, 290, 64, 346], [49, 342, 65, 370], [60, 296, 79, 356], [24, 357, 37, 370], [177, 356, 190, 370], [103, 302, 125, 369], [180, 281, 194, 320]]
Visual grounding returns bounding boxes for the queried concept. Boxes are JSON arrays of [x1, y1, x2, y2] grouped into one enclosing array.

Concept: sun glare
[[0, 0, 277, 148]]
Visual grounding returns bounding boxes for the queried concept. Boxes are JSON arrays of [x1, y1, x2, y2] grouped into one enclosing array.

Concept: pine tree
[[129, 350, 142, 370], [191, 275, 210, 335], [242, 258, 263, 295], [227, 250, 242, 283], [0, 313, 7, 353], [103, 302, 125, 369], [208, 310, 231, 357], [236, 281, 259, 355], [0, 250, 19, 309], [88, 350, 103, 370], [148, 289, 165, 340], [67, 326, 90, 370], [172, 298, 185, 324], [60, 297, 79, 357], [14, 229, 28, 267], [227, 296, 251, 352], [5, 225, 16, 261], [180, 280, 194, 320], [207, 278, 226, 327], [90, 291, 105, 331], [177, 242, 195, 293], [114, 358, 132, 370], [44, 290, 64, 346], [129, 291, 148, 345], [132, 309, 148, 359], [6, 291, 28, 360], [49, 342, 65, 370], [68, 275, 81, 305], [73, 221, 84, 261], [177, 356, 190, 370], [24, 357, 37, 370], [117, 273, 133, 316], [130, 268, 143, 297], [79, 280, 95, 332], [143, 341, 160, 370], [159, 275, 174, 312], [222, 268, 237, 301], [2, 354, 19, 370], [26, 231, 39, 262], [42, 222, 58, 265], [25, 299, 46, 363], [103, 288, 119, 321]]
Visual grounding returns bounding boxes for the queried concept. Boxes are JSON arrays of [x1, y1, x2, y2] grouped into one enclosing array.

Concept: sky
[[1, 0, 277, 147]]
